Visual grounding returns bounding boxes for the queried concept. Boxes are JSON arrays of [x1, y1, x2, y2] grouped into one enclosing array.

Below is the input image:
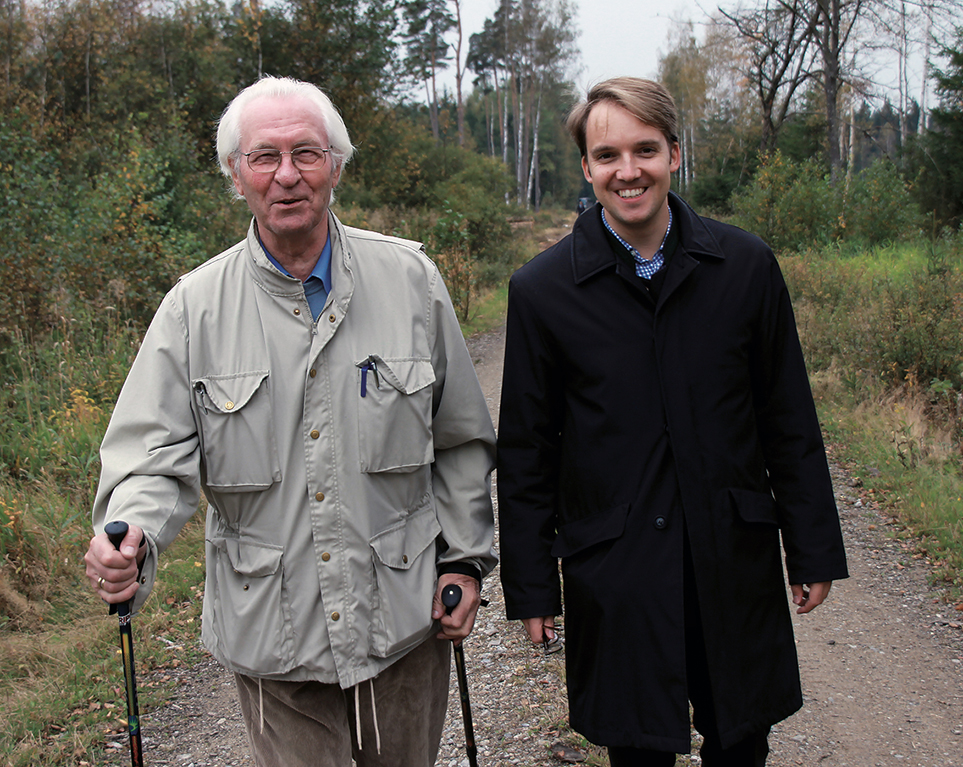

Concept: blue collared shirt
[[262, 236, 332, 321], [601, 205, 673, 280]]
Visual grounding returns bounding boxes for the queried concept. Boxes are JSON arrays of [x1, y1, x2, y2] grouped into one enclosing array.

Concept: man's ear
[[581, 155, 592, 184], [229, 160, 245, 198], [669, 142, 682, 173]]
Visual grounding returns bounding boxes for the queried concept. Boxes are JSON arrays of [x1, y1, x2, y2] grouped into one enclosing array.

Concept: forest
[[2, 0, 963, 763]]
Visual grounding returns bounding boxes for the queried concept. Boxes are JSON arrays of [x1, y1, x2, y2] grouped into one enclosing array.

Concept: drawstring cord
[[353, 678, 382, 754], [370, 678, 382, 754], [258, 677, 264, 734]]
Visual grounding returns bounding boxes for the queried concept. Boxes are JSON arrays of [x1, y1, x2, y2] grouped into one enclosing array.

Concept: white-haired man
[[84, 76, 497, 767]]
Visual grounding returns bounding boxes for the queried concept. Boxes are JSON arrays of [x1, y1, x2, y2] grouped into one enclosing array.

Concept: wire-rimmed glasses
[[242, 147, 331, 173]]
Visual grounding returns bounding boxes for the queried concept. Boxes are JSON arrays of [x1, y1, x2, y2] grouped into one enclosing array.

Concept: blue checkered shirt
[[601, 205, 673, 280]]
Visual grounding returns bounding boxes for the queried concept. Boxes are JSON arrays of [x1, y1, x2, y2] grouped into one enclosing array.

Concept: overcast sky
[[440, 0, 923, 107], [442, 0, 701, 95]]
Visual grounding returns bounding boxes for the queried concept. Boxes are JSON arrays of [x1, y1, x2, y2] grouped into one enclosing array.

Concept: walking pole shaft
[[452, 641, 478, 766], [442, 584, 479, 767], [105, 520, 144, 767]]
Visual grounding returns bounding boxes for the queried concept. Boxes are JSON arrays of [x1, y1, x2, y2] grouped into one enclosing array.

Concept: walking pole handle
[[442, 584, 462, 616], [104, 520, 131, 617]]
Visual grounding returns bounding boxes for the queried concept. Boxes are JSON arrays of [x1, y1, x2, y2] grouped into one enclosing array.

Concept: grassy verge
[[0, 516, 208, 766], [814, 378, 963, 600]]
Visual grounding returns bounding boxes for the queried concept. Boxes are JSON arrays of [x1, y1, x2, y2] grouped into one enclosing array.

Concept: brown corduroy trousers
[[234, 637, 451, 766]]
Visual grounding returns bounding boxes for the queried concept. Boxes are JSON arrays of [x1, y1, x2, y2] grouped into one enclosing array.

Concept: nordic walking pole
[[104, 520, 145, 767], [442, 584, 479, 767]]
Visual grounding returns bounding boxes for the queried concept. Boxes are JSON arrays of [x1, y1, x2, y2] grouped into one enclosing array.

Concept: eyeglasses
[[242, 147, 332, 173]]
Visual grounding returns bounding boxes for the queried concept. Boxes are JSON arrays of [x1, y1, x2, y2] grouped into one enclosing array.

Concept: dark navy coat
[[497, 195, 848, 751]]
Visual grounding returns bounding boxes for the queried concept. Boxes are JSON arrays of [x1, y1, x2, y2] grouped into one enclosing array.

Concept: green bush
[[844, 160, 923, 245], [730, 153, 924, 253], [730, 152, 836, 252]]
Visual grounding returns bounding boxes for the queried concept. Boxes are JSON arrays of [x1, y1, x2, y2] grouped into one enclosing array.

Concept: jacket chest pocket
[[356, 356, 435, 473], [193, 370, 282, 490]]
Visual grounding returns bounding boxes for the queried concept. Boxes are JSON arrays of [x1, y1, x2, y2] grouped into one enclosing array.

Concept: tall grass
[[785, 230, 963, 596]]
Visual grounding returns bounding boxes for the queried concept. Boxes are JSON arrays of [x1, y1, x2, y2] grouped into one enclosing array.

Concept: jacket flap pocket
[[551, 503, 630, 558], [193, 370, 270, 414], [370, 506, 442, 570], [210, 537, 283, 577], [363, 356, 435, 395], [729, 487, 778, 525]]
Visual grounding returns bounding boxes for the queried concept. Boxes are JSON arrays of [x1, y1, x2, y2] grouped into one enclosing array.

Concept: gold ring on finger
[[98, 576, 105, 589]]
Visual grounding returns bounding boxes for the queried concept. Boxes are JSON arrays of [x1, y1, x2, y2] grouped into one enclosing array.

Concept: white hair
[[215, 76, 355, 185]]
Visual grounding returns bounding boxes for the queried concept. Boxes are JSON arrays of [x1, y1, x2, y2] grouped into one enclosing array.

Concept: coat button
[[654, 516, 667, 530], [310, 369, 317, 378], [315, 492, 325, 502], [310, 429, 320, 439], [402, 555, 408, 564], [328, 314, 336, 323], [331, 612, 340, 621], [321, 552, 331, 562], [224, 401, 235, 410], [294, 308, 301, 316]]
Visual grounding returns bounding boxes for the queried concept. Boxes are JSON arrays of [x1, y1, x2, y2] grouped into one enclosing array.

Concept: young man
[[84, 76, 496, 767], [497, 77, 848, 766]]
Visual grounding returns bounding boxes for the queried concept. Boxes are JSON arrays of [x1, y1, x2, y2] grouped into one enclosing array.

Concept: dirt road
[[105, 324, 963, 767]]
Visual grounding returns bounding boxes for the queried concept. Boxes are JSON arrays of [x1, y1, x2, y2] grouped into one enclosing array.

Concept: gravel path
[[101, 325, 963, 767]]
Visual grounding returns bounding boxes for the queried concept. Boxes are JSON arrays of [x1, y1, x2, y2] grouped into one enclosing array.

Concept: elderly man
[[84, 76, 496, 767], [497, 77, 848, 766]]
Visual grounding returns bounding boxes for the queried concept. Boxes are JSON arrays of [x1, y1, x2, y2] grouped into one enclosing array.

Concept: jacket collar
[[246, 213, 354, 308], [570, 191, 725, 285]]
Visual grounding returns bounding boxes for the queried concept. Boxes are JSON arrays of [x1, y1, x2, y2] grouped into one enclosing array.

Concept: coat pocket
[[207, 537, 295, 674], [368, 505, 442, 657], [356, 356, 435, 473], [728, 487, 779, 526], [550, 503, 630, 559], [192, 370, 282, 490]]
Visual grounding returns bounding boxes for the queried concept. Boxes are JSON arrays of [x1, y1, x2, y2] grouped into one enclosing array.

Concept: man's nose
[[273, 154, 302, 183], [615, 154, 642, 180]]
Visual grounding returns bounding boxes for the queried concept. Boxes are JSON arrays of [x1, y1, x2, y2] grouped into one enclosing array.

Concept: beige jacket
[[92, 215, 496, 688]]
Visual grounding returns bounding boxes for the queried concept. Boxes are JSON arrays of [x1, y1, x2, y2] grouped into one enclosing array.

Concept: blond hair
[[567, 77, 679, 157]]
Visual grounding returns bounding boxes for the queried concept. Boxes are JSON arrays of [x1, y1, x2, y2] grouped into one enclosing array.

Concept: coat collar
[[570, 192, 726, 285]]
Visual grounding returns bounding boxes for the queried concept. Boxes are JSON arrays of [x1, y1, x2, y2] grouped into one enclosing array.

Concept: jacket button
[[309, 369, 317, 378], [654, 516, 667, 530], [294, 308, 301, 316], [321, 552, 331, 562], [315, 492, 325, 502], [328, 314, 336, 323], [402, 555, 408, 564], [310, 429, 320, 439], [331, 612, 340, 621], [224, 401, 235, 410]]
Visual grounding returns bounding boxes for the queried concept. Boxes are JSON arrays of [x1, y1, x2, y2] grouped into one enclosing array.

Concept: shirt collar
[[260, 234, 333, 291], [600, 204, 673, 280]]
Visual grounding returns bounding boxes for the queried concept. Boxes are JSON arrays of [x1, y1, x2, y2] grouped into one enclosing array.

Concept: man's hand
[[791, 581, 833, 614], [522, 615, 557, 645], [432, 573, 481, 642], [84, 523, 147, 605]]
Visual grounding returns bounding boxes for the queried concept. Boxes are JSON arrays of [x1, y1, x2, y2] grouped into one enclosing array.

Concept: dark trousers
[[608, 533, 771, 767]]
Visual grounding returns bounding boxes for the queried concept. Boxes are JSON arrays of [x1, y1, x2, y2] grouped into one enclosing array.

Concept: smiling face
[[581, 100, 681, 253], [229, 94, 341, 259]]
